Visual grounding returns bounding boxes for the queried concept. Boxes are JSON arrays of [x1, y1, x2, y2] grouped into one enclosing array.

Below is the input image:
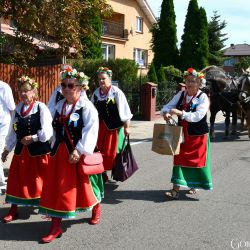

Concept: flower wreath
[[97, 67, 112, 77], [183, 68, 206, 84], [60, 65, 89, 87], [17, 76, 39, 89]]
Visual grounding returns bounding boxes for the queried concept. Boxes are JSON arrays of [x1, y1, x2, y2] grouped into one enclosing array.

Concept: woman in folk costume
[[47, 65, 88, 115], [39, 66, 104, 244], [161, 68, 213, 199], [1, 76, 53, 222], [91, 67, 133, 182]]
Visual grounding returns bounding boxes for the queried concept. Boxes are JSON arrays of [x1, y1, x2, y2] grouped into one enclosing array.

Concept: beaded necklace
[[99, 85, 111, 98]]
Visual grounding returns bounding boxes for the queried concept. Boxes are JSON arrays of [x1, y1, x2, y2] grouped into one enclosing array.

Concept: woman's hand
[[124, 121, 130, 136], [21, 135, 33, 145], [1, 149, 9, 163], [124, 127, 130, 136], [69, 148, 81, 164], [163, 112, 172, 121], [170, 108, 183, 117]]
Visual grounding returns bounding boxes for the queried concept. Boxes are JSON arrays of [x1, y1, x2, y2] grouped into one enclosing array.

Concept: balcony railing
[[102, 20, 128, 39]]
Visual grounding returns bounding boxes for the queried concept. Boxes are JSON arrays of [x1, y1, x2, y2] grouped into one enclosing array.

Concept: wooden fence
[[0, 63, 62, 104]]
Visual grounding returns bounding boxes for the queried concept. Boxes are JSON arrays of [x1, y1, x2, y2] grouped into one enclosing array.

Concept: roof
[[0, 23, 76, 53], [224, 43, 250, 56], [136, 0, 157, 24]]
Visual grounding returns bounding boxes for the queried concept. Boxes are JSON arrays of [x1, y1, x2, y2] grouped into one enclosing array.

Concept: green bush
[[234, 57, 250, 76], [157, 66, 166, 82], [67, 58, 138, 92], [147, 62, 158, 83], [163, 65, 183, 82]]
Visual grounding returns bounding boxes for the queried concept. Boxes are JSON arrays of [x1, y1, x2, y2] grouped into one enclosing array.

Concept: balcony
[[102, 20, 128, 40]]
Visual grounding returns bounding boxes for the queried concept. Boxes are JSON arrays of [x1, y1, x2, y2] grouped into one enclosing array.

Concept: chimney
[[230, 44, 235, 49]]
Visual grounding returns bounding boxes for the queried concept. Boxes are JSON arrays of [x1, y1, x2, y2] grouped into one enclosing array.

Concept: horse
[[201, 66, 240, 139], [229, 75, 247, 130], [238, 70, 250, 138]]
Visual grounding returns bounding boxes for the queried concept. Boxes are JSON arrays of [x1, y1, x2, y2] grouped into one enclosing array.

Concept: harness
[[239, 74, 250, 104]]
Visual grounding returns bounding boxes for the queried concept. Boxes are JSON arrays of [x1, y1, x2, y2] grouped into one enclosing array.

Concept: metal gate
[[124, 90, 141, 117]]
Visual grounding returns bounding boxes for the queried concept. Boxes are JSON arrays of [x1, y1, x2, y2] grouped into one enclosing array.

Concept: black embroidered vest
[[93, 94, 123, 130], [176, 91, 209, 135], [14, 105, 51, 156], [51, 107, 84, 156]]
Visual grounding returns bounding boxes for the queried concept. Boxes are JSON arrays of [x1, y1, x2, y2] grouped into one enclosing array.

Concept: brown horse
[[201, 66, 240, 138], [238, 70, 250, 138]]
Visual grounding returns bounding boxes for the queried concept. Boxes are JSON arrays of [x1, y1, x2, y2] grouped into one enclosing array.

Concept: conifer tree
[[208, 11, 228, 65], [179, 0, 200, 70], [157, 66, 167, 90], [147, 62, 158, 83], [196, 7, 209, 69], [151, 0, 179, 71], [158, 66, 166, 82]]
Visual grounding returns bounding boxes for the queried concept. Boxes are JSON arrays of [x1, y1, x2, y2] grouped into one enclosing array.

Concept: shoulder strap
[[197, 91, 204, 98], [63, 121, 75, 149], [121, 134, 129, 152], [176, 91, 185, 107]]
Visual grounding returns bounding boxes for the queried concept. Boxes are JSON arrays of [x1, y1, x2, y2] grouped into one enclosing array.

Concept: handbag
[[112, 135, 139, 182], [78, 152, 104, 176], [151, 119, 183, 155], [62, 118, 104, 176]]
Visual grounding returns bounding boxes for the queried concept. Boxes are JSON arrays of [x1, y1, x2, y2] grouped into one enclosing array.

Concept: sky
[[147, 0, 250, 48]]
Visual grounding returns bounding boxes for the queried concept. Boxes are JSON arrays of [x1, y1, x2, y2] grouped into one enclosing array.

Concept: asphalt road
[[0, 117, 250, 250]]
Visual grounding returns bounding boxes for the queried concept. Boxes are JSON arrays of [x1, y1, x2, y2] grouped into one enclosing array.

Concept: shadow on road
[[130, 137, 152, 143], [102, 183, 199, 204], [210, 123, 249, 143], [0, 207, 88, 242]]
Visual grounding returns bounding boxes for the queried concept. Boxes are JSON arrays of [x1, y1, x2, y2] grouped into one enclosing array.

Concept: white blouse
[[0, 81, 15, 136], [52, 96, 99, 155], [91, 85, 133, 122], [161, 90, 210, 123], [5, 101, 53, 152]]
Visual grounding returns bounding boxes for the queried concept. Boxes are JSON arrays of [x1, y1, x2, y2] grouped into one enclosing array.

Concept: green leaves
[[0, 0, 111, 66], [0, 33, 6, 45]]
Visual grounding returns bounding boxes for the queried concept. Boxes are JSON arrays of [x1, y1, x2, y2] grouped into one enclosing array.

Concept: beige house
[[223, 43, 250, 75], [102, 0, 156, 74]]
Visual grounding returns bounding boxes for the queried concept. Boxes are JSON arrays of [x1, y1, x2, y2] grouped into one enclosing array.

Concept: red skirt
[[97, 121, 118, 171], [39, 143, 98, 217], [174, 122, 207, 168], [6, 146, 49, 206]]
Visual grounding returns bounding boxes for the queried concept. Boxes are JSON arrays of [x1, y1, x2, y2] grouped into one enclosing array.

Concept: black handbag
[[112, 135, 139, 182]]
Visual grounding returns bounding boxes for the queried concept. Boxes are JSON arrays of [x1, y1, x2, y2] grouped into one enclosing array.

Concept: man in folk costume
[[39, 66, 104, 243], [161, 68, 213, 199], [1, 76, 53, 222], [91, 67, 133, 182]]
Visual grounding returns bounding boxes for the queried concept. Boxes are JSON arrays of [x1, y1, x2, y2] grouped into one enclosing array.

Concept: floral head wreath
[[17, 76, 39, 89], [60, 65, 89, 89], [96, 67, 112, 77], [183, 68, 206, 85]]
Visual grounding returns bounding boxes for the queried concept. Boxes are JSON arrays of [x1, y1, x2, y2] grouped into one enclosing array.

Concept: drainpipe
[[62, 55, 67, 64]]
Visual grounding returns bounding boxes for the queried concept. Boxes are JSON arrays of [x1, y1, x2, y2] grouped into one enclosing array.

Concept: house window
[[224, 57, 235, 67], [133, 48, 147, 67], [102, 44, 115, 60], [9, 18, 17, 29], [136, 17, 143, 33]]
